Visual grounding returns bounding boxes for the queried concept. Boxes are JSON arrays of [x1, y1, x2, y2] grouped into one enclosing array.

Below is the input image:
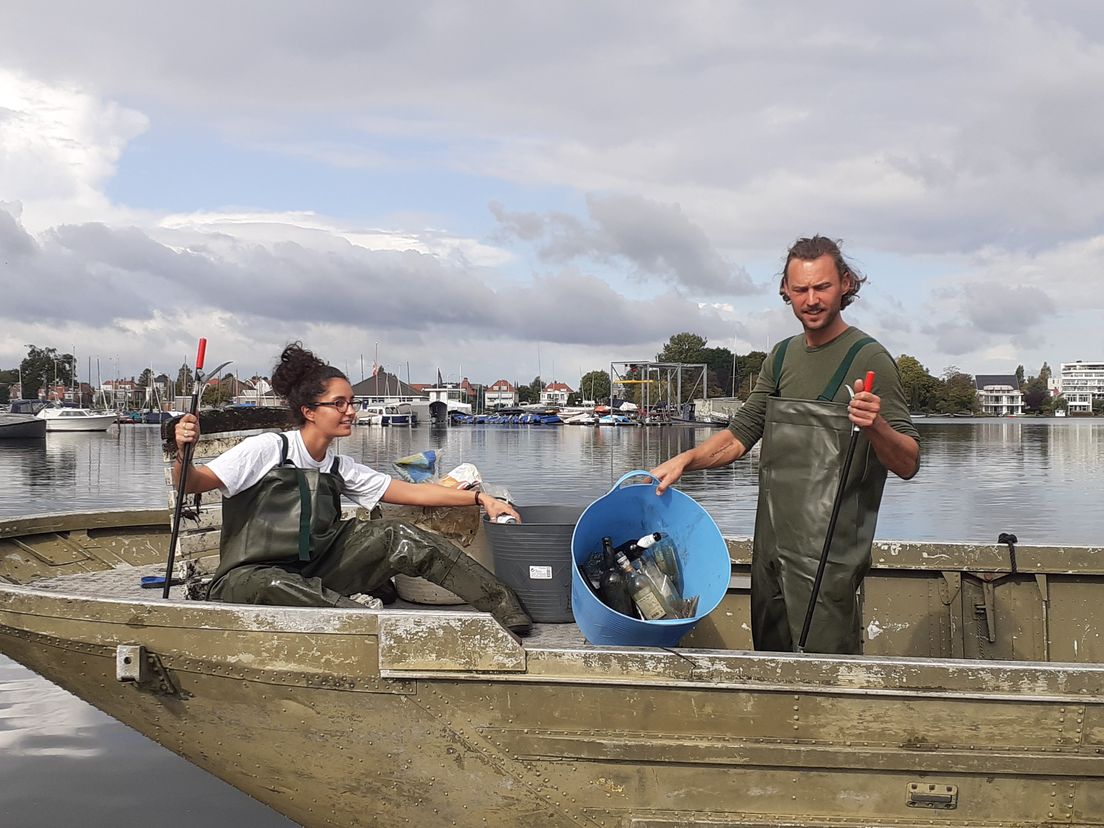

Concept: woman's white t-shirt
[[205, 430, 392, 509]]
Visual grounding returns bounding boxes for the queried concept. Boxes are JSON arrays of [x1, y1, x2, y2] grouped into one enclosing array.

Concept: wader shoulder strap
[[772, 336, 797, 395], [278, 433, 292, 466], [295, 469, 312, 561], [818, 336, 876, 401]]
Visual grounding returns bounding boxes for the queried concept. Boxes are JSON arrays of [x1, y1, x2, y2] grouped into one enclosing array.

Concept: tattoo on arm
[[708, 445, 730, 461]]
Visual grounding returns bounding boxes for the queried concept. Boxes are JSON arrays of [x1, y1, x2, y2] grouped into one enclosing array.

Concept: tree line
[[0, 344, 255, 408], [896, 356, 1085, 415]]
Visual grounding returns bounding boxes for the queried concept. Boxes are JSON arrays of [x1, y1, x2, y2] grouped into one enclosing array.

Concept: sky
[[2, 2, 1103, 389]]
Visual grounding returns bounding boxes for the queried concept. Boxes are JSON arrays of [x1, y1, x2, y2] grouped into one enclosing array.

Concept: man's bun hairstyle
[[271, 342, 348, 425]]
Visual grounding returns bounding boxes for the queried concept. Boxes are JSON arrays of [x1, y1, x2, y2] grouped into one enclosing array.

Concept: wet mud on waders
[[208, 434, 532, 633], [751, 335, 886, 654]]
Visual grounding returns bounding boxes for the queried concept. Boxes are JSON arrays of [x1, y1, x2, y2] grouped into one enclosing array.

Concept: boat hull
[[2, 510, 1104, 827], [0, 414, 47, 439], [36, 411, 116, 432]]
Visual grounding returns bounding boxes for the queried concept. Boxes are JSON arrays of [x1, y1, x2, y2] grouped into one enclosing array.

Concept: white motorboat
[[355, 403, 415, 426], [35, 405, 116, 432]]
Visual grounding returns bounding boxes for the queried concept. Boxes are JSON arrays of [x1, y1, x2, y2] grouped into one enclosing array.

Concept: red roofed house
[[484, 379, 517, 409], [540, 381, 574, 407]]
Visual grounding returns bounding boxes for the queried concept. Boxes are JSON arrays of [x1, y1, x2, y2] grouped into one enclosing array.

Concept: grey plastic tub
[[484, 505, 584, 623]]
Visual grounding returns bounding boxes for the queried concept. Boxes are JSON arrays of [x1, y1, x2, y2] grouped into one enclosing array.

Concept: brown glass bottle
[[597, 537, 636, 617]]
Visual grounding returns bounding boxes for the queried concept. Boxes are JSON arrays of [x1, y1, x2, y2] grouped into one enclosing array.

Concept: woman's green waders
[[751, 337, 887, 654], [207, 435, 532, 633]]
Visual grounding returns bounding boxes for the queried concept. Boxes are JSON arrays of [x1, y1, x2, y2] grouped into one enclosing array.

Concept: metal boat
[[35, 405, 116, 432], [2, 505, 1102, 827]]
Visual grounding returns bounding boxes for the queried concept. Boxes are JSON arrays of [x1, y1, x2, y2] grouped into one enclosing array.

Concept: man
[[652, 235, 920, 654]]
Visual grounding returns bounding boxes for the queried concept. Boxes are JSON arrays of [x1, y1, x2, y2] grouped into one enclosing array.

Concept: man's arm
[[651, 429, 749, 494], [652, 345, 777, 494], [848, 378, 920, 479], [864, 417, 920, 479]]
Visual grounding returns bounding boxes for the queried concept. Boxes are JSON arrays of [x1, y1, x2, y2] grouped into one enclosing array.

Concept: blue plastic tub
[[571, 470, 730, 647]]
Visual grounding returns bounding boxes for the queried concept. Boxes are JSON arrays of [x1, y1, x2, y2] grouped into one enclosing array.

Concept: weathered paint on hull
[[2, 511, 1104, 827]]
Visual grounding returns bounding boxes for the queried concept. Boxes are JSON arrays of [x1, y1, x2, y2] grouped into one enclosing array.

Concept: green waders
[[207, 435, 532, 633], [751, 337, 887, 654]]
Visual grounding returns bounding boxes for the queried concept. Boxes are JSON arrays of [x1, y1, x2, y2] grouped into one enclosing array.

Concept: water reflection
[[0, 426, 165, 515], [882, 418, 1101, 543], [4, 420, 1099, 544], [0, 658, 294, 826]]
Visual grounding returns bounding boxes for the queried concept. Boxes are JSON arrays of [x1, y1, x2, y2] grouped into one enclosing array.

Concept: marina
[[2, 419, 1102, 826]]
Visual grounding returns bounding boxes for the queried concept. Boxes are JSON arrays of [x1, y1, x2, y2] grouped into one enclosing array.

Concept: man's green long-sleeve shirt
[[728, 326, 920, 453]]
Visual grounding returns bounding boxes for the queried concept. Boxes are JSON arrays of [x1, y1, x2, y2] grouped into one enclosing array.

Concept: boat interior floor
[[22, 565, 593, 649]]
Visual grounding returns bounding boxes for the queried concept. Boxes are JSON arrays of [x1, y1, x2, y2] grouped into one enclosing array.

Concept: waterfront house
[[484, 379, 518, 409], [350, 369, 421, 405], [974, 374, 1024, 416], [1058, 360, 1104, 414], [540, 381, 574, 408], [101, 378, 140, 409]]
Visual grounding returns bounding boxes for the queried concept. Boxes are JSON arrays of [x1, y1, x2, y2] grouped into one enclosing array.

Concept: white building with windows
[[540, 381, 574, 407], [974, 374, 1023, 417], [484, 379, 517, 409], [1058, 361, 1104, 414]]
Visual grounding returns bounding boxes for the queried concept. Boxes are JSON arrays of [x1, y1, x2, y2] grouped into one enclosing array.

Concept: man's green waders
[[751, 337, 887, 654], [207, 435, 531, 632]]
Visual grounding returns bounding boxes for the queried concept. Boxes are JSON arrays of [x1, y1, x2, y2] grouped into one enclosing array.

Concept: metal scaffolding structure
[[608, 361, 709, 425]]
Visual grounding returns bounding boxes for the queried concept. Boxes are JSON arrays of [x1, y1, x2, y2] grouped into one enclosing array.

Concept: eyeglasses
[[309, 398, 355, 413]]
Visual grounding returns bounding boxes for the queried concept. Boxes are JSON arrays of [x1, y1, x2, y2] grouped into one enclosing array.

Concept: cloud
[[5, 6, 1104, 379], [962, 282, 1056, 336], [491, 194, 758, 296], [0, 68, 147, 224], [918, 274, 1059, 359], [5, 4, 1104, 255], [0, 203, 741, 378]]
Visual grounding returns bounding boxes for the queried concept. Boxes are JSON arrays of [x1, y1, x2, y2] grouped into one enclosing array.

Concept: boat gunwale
[[3, 508, 1104, 574], [5, 508, 1104, 695], [4, 576, 1104, 700]]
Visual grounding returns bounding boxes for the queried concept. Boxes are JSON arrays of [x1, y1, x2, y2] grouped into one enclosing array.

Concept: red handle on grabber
[[863, 370, 875, 392], [195, 338, 207, 370]]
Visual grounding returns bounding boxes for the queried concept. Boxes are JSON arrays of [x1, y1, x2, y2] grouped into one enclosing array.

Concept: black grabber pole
[[162, 338, 207, 599], [797, 370, 875, 653]]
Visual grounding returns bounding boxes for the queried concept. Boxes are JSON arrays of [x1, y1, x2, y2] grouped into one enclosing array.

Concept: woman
[[173, 343, 532, 634]]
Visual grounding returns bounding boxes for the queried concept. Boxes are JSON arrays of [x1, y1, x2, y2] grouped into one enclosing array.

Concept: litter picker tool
[[162, 339, 232, 599], [797, 370, 875, 653]]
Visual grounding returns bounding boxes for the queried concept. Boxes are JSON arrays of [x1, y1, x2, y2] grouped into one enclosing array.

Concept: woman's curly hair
[[271, 342, 347, 425], [778, 235, 867, 309]]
